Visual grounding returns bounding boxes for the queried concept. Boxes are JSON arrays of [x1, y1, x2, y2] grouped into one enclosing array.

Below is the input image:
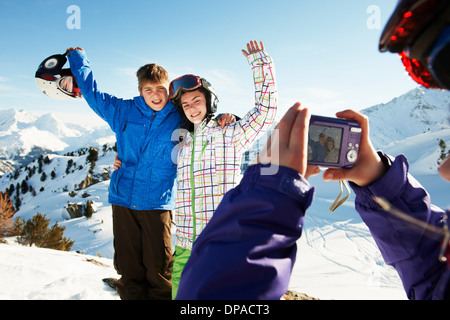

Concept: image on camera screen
[[308, 125, 343, 164]]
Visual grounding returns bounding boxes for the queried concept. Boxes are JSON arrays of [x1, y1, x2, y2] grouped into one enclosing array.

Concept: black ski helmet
[[169, 74, 219, 115], [380, 0, 450, 90], [35, 53, 82, 100]]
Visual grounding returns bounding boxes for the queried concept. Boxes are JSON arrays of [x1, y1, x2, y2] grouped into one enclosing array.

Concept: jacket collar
[[193, 117, 217, 135], [134, 96, 178, 119]]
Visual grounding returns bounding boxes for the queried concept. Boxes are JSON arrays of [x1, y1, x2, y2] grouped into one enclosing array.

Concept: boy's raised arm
[[66, 47, 122, 132]]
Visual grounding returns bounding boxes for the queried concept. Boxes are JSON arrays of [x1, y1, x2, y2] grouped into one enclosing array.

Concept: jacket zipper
[[190, 133, 196, 242], [189, 121, 209, 244], [130, 111, 156, 208]]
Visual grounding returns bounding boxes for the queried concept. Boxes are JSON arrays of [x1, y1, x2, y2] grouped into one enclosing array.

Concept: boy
[[66, 47, 180, 300]]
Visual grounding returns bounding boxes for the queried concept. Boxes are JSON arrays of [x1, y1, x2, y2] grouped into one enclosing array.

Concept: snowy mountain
[[0, 87, 449, 300], [361, 87, 450, 177], [0, 108, 115, 173], [361, 87, 450, 149]]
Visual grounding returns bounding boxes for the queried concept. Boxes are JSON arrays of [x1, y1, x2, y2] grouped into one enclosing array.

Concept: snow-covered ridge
[[0, 108, 114, 172], [361, 87, 450, 149]]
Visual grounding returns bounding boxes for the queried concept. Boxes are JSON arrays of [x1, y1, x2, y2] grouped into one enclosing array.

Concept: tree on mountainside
[[0, 192, 15, 238], [86, 147, 98, 174], [84, 200, 95, 219], [38, 154, 43, 173], [438, 139, 449, 165], [66, 159, 73, 174], [18, 213, 74, 251], [21, 180, 28, 194], [86, 147, 98, 163]]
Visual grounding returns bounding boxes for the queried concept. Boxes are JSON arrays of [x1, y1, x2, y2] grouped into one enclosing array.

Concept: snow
[[0, 240, 119, 300], [363, 87, 450, 148], [0, 108, 114, 171], [289, 176, 408, 300], [0, 87, 449, 300]]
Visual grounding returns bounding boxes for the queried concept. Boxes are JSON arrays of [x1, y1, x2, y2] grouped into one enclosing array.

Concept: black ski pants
[[112, 205, 173, 300]]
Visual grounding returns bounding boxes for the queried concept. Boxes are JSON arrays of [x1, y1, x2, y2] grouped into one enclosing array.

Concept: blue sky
[[0, 0, 417, 126]]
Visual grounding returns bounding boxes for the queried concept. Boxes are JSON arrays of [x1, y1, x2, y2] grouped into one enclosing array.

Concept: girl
[[324, 136, 340, 164], [169, 41, 278, 298]]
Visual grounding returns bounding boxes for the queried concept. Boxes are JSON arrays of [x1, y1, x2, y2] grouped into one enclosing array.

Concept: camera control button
[[347, 149, 358, 163]]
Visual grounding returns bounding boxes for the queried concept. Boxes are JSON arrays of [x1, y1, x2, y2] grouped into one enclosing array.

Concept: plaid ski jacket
[[174, 50, 277, 250]]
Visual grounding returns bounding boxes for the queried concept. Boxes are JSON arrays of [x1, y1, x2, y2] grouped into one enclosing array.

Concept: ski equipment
[[169, 74, 219, 114], [379, 0, 450, 90], [35, 53, 82, 100]]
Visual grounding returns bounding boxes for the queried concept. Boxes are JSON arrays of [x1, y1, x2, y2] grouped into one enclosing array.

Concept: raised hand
[[242, 40, 265, 57], [65, 47, 84, 53]]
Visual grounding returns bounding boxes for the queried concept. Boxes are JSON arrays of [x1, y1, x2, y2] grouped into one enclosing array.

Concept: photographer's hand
[[256, 102, 320, 179], [322, 109, 388, 187]]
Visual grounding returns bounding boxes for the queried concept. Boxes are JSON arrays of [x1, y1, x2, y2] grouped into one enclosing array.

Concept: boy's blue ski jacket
[[68, 50, 181, 211]]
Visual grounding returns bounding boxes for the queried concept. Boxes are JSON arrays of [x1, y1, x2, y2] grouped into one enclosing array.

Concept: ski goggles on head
[[169, 74, 203, 101], [379, 0, 450, 90], [399, 49, 440, 89], [397, 26, 450, 89], [169, 74, 217, 102]]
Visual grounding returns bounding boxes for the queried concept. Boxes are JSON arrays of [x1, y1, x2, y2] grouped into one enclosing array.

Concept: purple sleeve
[[351, 153, 448, 299], [176, 164, 314, 300]]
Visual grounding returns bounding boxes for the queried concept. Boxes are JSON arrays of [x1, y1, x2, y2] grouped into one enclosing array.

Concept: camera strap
[[329, 180, 351, 212]]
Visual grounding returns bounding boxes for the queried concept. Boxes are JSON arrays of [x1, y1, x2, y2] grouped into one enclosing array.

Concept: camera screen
[[308, 125, 343, 164]]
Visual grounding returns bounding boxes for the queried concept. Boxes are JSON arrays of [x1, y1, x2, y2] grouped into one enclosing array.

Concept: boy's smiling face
[[139, 81, 169, 111]]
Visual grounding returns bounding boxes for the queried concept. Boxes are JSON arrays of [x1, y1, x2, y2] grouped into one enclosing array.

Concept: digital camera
[[308, 115, 361, 168]]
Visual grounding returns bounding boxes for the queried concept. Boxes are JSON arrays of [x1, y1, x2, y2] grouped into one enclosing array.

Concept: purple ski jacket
[[350, 153, 449, 300], [176, 164, 314, 300], [176, 153, 449, 300]]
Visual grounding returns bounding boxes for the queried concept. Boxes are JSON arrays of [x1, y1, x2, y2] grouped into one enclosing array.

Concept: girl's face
[[327, 141, 334, 151], [180, 90, 207, 127]]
